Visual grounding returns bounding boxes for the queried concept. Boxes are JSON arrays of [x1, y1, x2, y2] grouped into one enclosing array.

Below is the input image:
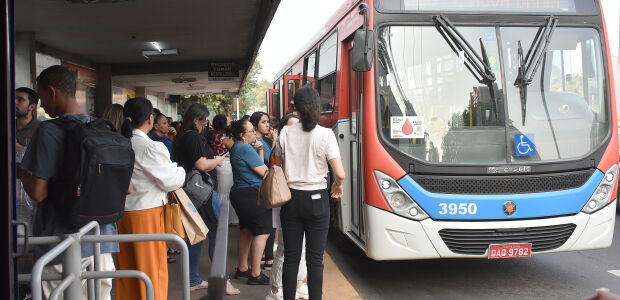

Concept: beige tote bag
[[258, 165, 291, 208]]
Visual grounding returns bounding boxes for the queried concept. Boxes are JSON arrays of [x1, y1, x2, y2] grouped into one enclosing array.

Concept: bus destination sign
[[401, 0, 577, 13]]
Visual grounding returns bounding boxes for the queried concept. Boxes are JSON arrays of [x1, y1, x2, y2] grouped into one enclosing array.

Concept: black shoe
[[262, 262, 272, 270], [247, 272, 270, 285], [233, 268, 250, 279]]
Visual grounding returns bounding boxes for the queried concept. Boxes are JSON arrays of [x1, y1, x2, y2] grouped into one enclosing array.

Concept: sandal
[[226, 281, 240, 296], [167, 248, 180, 255], [190, 280, 208, 292], [167, 256, 176, 263]]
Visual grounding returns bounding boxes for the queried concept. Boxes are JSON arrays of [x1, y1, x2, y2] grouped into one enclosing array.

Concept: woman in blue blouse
[[229, 119, 271, 285]]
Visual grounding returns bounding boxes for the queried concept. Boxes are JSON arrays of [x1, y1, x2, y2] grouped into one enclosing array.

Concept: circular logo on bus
[[503, 201, 517, 216]]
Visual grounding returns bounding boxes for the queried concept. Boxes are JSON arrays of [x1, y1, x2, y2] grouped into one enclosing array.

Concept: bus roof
[[272, 0, 359, 82]]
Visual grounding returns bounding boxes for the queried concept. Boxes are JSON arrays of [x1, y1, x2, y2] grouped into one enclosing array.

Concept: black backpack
[[48, 116, 135, 227]]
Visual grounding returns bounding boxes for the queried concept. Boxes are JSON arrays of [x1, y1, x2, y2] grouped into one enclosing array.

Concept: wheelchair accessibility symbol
[[515, 134, 535, 156]]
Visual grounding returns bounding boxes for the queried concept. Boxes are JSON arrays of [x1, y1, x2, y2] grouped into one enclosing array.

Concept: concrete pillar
[[157, 92, 166, 115], [15, 32, 36, 88], [135, 87, 146, 97], [95, 64, 112, 117]]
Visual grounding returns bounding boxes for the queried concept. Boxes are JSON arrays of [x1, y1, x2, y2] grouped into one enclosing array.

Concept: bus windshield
[[377, 25, 608, 164]]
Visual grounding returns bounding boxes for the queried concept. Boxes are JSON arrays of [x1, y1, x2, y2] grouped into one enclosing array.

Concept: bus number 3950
[[438, 203, 478, 215]]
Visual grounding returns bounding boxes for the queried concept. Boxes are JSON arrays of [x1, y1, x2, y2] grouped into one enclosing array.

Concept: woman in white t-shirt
[[273, 87, 345, 300]]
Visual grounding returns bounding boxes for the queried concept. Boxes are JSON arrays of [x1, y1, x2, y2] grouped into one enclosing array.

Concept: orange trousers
[[116, 206, 168, 300]]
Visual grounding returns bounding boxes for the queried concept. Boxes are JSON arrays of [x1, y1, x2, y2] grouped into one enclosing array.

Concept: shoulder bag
[[258, 140, 290, 208]]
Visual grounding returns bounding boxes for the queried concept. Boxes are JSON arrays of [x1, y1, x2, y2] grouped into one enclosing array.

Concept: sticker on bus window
[[391, 116, 424, 139], [514, 134, 536, 156]]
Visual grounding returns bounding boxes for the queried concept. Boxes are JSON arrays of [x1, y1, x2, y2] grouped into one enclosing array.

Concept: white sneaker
[[265, 289, 284, 300], [296, 283, 309, 300]]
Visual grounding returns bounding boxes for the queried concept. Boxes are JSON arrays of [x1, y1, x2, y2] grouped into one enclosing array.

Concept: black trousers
[[281, 188, 330, 300], [264, 227, 276, 261]]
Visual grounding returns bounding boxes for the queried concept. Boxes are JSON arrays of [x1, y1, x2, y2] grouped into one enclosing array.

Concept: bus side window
[[304, 51, 317, 86], [317, 32, 337, 113]]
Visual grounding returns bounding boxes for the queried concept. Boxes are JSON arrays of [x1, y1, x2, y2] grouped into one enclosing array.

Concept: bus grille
[[411, 169, 593, 194], [438, 224, 577, 255]]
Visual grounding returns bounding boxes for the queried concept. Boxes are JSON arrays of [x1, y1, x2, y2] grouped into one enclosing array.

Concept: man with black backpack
[[18, 65, 133, 299]]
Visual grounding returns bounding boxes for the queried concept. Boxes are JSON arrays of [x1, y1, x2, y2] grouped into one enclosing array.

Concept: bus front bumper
[[364, 200, 616, 260]]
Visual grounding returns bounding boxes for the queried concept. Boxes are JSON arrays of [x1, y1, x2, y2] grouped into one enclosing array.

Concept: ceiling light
[[142, 49, 179, 58], [151, 42, 162, 52], [171, 77, 196, 84]]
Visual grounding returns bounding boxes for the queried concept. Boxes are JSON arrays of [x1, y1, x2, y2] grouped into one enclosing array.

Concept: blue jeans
[[187, 191, 221, 286], [187, 240, 204, 287]]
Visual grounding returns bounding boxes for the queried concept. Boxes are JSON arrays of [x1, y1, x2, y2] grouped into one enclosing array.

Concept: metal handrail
[[18, 221, 190, 300], [48, 273, 75, 300], [207, 194, 230, 300], [29, 236, 76, 300], [80, 232, 191, 300]]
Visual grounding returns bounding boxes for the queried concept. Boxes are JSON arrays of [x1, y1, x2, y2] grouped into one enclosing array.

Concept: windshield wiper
[[514, 16, 558, 125], [433, 15, 499, 119]]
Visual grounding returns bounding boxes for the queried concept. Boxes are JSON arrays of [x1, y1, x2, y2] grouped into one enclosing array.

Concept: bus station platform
[[166, 227, 362, 300]]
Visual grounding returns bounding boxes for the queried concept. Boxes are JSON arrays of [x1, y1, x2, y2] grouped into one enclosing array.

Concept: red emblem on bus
[[503, 201, 516, 216]]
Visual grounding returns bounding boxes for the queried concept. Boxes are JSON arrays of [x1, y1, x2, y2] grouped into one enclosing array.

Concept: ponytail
[[230, 119, 249, 141], [121, 97, 153, 139], [293, 86, 320, 132]]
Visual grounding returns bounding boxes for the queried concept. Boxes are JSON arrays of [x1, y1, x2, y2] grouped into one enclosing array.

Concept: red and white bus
[[268, 0, 618, 260]]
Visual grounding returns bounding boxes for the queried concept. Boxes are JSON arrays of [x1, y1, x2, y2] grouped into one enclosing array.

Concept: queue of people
[[16, 65, 345, 300]]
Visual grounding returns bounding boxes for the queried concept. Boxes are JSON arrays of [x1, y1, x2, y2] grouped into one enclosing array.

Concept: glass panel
[[306, 52, 317, 83], [272, 92, 281, 119], [351, 141, 359, 228], [377, 26, 507, 163], [350, 50, 359, 135], [287, 79, 299, 113], [318, 73, 336, 113], [318, 32, 338, 78], [501, 27, 608, 161]]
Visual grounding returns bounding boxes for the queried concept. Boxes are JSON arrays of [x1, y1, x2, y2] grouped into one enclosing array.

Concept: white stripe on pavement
[[608, 270, 620, 278]]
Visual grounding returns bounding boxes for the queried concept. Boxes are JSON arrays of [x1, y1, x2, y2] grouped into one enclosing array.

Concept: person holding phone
[[211, 114, 240, 228], [174, 105, 239, 295]]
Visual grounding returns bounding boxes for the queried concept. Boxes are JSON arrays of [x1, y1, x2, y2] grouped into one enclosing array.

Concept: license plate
[[488, 243, 532, 259]]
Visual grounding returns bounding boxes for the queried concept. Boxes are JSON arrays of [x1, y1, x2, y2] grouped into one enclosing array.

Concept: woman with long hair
[[265, 112, 308, 300], [273, 87, 345, 300], [250, 111, 277, 270], [173, 104, 239, 295], [229, 119, 271, 285], [116, 97, 186, 300], [101, 103, 124, 132]]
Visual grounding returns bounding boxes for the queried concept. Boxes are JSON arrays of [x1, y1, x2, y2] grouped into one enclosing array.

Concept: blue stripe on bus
[[396, 170, 603, 220], [332, 119, 349, 130]]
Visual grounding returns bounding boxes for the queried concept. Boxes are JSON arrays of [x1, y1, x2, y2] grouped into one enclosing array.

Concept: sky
[[257, 0, 620, 82], [256, 0, 348, 82]]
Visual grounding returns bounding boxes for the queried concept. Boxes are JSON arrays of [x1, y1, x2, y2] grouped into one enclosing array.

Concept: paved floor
[[167, 225, 361, 300]]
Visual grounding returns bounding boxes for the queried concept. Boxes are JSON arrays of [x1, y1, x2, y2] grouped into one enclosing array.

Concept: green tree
[[180, 93, 232, 119], [252, 80, 272, 112], [239, 59, 263, 116]]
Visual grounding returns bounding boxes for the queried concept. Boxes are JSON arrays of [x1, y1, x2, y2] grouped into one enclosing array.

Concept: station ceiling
[[15, 0, 280, 95]]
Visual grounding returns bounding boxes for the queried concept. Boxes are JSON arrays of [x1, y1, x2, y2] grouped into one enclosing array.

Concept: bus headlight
[[375, 171, 429, 221], [582, 164, 617, 214]]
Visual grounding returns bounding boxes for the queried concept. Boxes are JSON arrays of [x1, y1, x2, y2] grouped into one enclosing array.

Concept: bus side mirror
[[352, 29, 374, 72]]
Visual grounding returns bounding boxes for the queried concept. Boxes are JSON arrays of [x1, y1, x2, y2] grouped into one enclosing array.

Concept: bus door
[[346, 40, 364, 238], [283, 75, 301, 114], [268, 89, 280, 118]]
